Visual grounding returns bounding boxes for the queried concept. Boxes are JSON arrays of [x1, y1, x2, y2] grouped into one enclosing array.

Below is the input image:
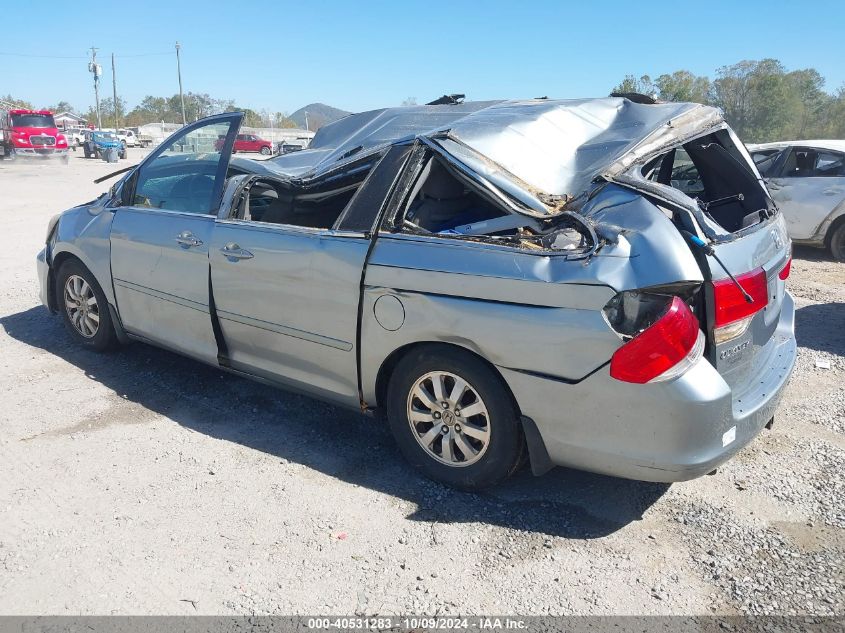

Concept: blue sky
[[2, 0, 843, 115]]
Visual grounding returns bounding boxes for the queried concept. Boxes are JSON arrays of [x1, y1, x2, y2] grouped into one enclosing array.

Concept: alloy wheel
[[63, 274, 100, 338], [406, 370, 491, 467]]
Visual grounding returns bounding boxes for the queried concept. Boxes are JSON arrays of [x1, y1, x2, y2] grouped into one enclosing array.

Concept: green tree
[[654, 70, 710, 103], [785, 68, 829, 138], [1, 94, 34, 109], [86, 97, 128, 128], [611, 74, 656, 96], [46, 100, 76, 114]]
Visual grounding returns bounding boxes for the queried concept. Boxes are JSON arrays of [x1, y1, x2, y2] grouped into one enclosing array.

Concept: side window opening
[[781, 149, 816, 178], [239, 173, 369, 230], [395, 153, 593, 254], [402, 156, 511, 234], [813, 151, 845, 177], [751, 149, 782, 177]]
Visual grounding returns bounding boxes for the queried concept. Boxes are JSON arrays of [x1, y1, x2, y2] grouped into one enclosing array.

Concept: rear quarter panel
[[360, 190, 707, 407], [359, 234, 621, 405]]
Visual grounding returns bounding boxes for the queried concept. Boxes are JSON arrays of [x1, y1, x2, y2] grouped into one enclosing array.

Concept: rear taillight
[[712, 267, 768, 344], [778, 257, 791, 280], [607, 295, 704, 384]]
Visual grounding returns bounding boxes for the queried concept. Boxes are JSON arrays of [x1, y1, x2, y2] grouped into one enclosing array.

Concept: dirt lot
[[0, 154, 842, 616]]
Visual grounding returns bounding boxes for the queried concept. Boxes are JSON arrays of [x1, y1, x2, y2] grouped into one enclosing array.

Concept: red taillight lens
[[713, 267, 768, 328], [778, 258, 791, 281], [610, 296, 703, 384]]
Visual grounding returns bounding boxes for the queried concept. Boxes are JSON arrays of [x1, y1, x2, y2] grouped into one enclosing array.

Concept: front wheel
[[386, 346, 523, 490], [829, 223, 845, 262], [260, 146, 271, 156], [55, 259, 117, 352]]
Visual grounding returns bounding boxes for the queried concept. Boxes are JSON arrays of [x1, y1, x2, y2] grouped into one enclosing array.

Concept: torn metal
[[267, 98, 729, 219]]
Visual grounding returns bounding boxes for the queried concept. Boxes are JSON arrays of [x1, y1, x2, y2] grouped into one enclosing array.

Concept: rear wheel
[[386, 346, 523, 490], [55, 259, 117, 352], [829, 223, 845, 262]]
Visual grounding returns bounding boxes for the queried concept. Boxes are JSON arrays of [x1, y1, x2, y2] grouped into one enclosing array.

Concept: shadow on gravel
[[2, 305, 669, 539], [795, 302, 845, 355], [791, 245, 837, 263]]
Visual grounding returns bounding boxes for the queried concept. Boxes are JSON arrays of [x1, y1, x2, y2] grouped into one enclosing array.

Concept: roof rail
[[426, 94, 465, 106], [610, 92, 659, 104]]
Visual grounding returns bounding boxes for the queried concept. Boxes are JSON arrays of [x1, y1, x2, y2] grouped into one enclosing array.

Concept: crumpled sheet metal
[[268, 97, 725, 213]]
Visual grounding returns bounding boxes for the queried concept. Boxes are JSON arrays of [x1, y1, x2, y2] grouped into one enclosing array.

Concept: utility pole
[[304, 110, 309, 132], [175, 42, 186, 126], [111, 53, 119, 130], [88, 47, 102, 129]]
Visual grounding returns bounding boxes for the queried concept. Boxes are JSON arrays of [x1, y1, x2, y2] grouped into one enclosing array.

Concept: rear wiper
[[93, 164, 138, 184]]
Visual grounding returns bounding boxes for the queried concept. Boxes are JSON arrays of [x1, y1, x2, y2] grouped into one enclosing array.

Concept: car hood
[[265, 98, 726, 217]]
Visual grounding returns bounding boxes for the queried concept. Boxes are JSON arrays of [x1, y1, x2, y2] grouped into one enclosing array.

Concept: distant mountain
[[289, 103, 351, 130]]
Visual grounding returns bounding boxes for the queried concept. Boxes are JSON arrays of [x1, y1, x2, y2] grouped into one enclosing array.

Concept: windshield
[[93, 132, 116, 141], [11, 113, 56, 128]]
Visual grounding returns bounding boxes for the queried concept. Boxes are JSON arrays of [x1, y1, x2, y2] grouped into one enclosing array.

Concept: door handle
[[220, 243, 254, 260], [175, 231, 203, 247]]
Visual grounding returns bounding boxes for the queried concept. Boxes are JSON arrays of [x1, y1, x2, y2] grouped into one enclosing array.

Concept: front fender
[[51, 204, 117, 305]]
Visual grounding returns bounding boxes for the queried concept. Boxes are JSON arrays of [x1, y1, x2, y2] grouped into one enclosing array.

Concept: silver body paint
[[38, 100, 797, 482]]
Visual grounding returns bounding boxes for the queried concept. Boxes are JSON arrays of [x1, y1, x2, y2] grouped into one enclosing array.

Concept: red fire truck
[[1, 108, 69, 161]]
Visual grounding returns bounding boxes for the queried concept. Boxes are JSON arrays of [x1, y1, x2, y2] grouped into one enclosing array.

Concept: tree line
[[612, 58, 844, 143], [2, 92, 299, 129], [6, 57, 843, 141]]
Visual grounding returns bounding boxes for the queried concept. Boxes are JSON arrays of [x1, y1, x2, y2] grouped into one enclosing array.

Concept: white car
[[748, 140, 845, 260], [63, 128, 85, 148], [117, 129, 140, 147]]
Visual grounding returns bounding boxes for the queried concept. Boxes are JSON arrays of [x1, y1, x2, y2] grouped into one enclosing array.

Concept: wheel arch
[[373, 341, 552, 477], [49, 250, 129, 344], [373, 341, 521, 416], [823, 210, 845, 249], [49, 247, 114, 310]]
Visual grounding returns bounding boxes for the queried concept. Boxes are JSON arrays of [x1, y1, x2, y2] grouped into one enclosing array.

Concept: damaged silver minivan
[[37, 97, 797, 489]]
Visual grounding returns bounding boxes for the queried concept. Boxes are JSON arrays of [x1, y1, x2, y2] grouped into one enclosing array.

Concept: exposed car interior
[[233, 170, 370, 229], [402, 158, 511, 234], [646, 131, 772, 232], [781, 149, 845, 177]]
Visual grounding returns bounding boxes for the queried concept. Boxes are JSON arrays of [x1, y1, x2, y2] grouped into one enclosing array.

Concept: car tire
[[260, 146, 271, 156], [55, 259, 117, 352], [829, 223, 845, 262], [386, 345, 524, 490]]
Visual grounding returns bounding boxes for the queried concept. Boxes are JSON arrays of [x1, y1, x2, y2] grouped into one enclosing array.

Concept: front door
[[110, 112, 242, 363]]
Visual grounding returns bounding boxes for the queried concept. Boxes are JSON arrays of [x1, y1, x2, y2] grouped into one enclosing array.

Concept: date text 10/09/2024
[[307, 617, 528, 630]]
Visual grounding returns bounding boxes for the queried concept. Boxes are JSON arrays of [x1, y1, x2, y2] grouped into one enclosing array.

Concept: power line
[[0, 52, 87, 59], [0, 50, 173, 59]]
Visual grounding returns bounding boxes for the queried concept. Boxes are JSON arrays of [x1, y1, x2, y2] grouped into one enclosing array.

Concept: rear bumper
[[501, 292, 797, 482], [8, 147, 69, 157]]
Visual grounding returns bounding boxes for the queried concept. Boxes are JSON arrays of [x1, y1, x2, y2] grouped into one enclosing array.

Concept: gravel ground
[[0, 155, 842, 616]]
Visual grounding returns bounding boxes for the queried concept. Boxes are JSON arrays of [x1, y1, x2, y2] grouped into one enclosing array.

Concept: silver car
[[37, 99, 797, 490], [748, 140, 845, 260]]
